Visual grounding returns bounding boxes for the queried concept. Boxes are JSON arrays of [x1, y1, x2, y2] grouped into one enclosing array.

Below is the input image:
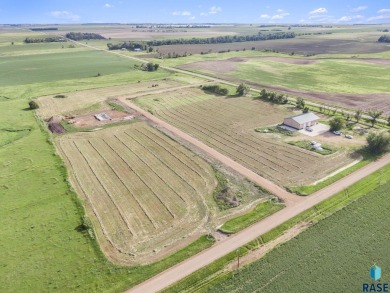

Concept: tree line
[[65, 32, 105, 41], [378, 35, 390, 43], [145, 32, 295, 47], [30, 28, 58, 31], [24, 37, 64, 43], [107, 42, 148, 51]]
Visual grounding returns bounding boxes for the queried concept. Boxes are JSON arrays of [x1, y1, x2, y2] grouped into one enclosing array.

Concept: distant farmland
[[57, 123, 217, 264], [134, 88, 357, 187]]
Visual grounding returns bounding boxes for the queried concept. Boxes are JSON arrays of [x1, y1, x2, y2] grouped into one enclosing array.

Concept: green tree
[[368, 109, 384, 127], [296, 97, 305, 109], [387, 116, 390, 126], [302, 107, 310, 113], [366, 132, 390, 154], [329, 116, 345, 131], [354, 109, 362, 123], [236, 83, 249, 96], [28, 100, 39, 110], [154, 63, 159, 71]]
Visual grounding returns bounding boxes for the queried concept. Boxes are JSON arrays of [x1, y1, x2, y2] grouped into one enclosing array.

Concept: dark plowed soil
[[48, 122, 65, 134]]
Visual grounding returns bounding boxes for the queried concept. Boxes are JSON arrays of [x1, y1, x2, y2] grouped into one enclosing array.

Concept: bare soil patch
[[67, 109, 135, 128]]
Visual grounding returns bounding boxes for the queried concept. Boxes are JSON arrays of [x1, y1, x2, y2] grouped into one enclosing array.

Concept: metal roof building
[[283, 113, 320, 130]]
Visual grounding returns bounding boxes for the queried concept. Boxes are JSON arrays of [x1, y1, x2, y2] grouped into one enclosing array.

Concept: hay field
[[57, 122, 217, 264], [134, 88, 357, 187]]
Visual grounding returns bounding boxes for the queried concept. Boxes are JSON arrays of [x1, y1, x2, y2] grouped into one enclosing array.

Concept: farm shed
[[283, 113, 320, 130]]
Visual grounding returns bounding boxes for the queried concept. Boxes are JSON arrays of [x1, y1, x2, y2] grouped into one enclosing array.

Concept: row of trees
[[24, 37, 63, 43], [135, 63, 159, 71], [258, 89, 288, 104], [145, 32, 296, 46], [107, 42, 149, 51], [65, 32, 105, 40], [378, 35, 390, 43], [201, 85, 229, 95]]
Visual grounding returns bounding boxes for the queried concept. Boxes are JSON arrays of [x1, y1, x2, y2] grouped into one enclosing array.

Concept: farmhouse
[[283, 113, 320, 130]]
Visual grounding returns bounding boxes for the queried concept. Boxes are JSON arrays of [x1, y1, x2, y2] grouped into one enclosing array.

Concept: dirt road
[[118, 99, 301, 206], [127, 153, 390, 293]]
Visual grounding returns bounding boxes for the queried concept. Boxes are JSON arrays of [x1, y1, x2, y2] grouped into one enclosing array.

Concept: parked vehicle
[[345, 134, 353, 139], [306, 127, 313, 132], [333, 131, 342, 135]]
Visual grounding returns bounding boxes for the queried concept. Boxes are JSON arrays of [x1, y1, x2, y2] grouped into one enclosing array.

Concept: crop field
[[37, 78, 185, 118], [207, 174, 390, 293], [133, 88, 356, 186], [0, 50, 143, 87], [57, 122, 218, 264]]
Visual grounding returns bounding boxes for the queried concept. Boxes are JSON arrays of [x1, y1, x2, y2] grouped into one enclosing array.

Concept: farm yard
[[57, 122, 218, 264], [133, 87, 358, 187]]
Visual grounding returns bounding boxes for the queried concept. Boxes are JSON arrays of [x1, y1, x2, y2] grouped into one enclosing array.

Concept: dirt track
[[118, 99, 302, 206], [127, 153, 390, 293]]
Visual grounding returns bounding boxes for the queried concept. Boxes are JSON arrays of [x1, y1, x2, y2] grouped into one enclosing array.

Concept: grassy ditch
[[218, 200, 284, 234]]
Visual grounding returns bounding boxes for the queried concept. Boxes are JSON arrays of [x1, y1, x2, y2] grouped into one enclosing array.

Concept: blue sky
[[1, 0, 390, 24]]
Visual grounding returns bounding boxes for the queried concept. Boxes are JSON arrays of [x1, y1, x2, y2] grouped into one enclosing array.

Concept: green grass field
[[208, 177, 390, 293], [230, 58, 390, 94], [0, 50, 142, 86]]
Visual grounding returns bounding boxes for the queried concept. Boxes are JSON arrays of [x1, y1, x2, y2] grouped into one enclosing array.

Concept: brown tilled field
[[146, 37, 390, 56], [57, 123, 218, 264], [133, 88, 358, 187]]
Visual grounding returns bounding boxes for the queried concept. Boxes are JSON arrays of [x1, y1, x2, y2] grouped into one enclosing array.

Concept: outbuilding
[[283, 113, 320, 130]]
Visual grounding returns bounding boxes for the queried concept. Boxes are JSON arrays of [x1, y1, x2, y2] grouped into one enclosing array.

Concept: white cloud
[[49, 11, 80, 21], [367, 8, 390, 21], [104, 3, 112, 8], [200, 6, 222, 16], [351, 6, 367, 12], [172, 10, 191, 16], [189, 16, 196, 20], [260, 9, 289, 21], [309, 8, 328, 15], [337, 15, 364, 22]]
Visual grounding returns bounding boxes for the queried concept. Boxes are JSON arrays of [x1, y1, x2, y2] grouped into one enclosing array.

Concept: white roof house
[[283, 113, 320, 130]]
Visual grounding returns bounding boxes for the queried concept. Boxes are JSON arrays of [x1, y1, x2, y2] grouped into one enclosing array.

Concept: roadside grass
[[287, 151, 378, 195], [163, 162, 390, 293], [288, 140, 336, 155], [218, 201, 284, 234]]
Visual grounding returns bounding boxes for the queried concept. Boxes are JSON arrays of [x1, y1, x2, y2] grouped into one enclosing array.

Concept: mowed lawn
[[0, 50, 139, 86], [208, 176, 390, 293]]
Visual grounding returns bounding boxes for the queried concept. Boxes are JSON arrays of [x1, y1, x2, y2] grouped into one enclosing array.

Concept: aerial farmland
[[1, 3, 390, 292]]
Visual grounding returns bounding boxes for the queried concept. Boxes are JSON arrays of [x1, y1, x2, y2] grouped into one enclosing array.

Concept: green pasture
[[0, 50, 145, 86], [0, 42, 89, 56], [229, 58, 390, 94]]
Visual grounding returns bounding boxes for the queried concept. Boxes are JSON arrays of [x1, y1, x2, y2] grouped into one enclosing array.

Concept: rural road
[[118, 99, 302, 206], [127, 153, 390, 293]]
